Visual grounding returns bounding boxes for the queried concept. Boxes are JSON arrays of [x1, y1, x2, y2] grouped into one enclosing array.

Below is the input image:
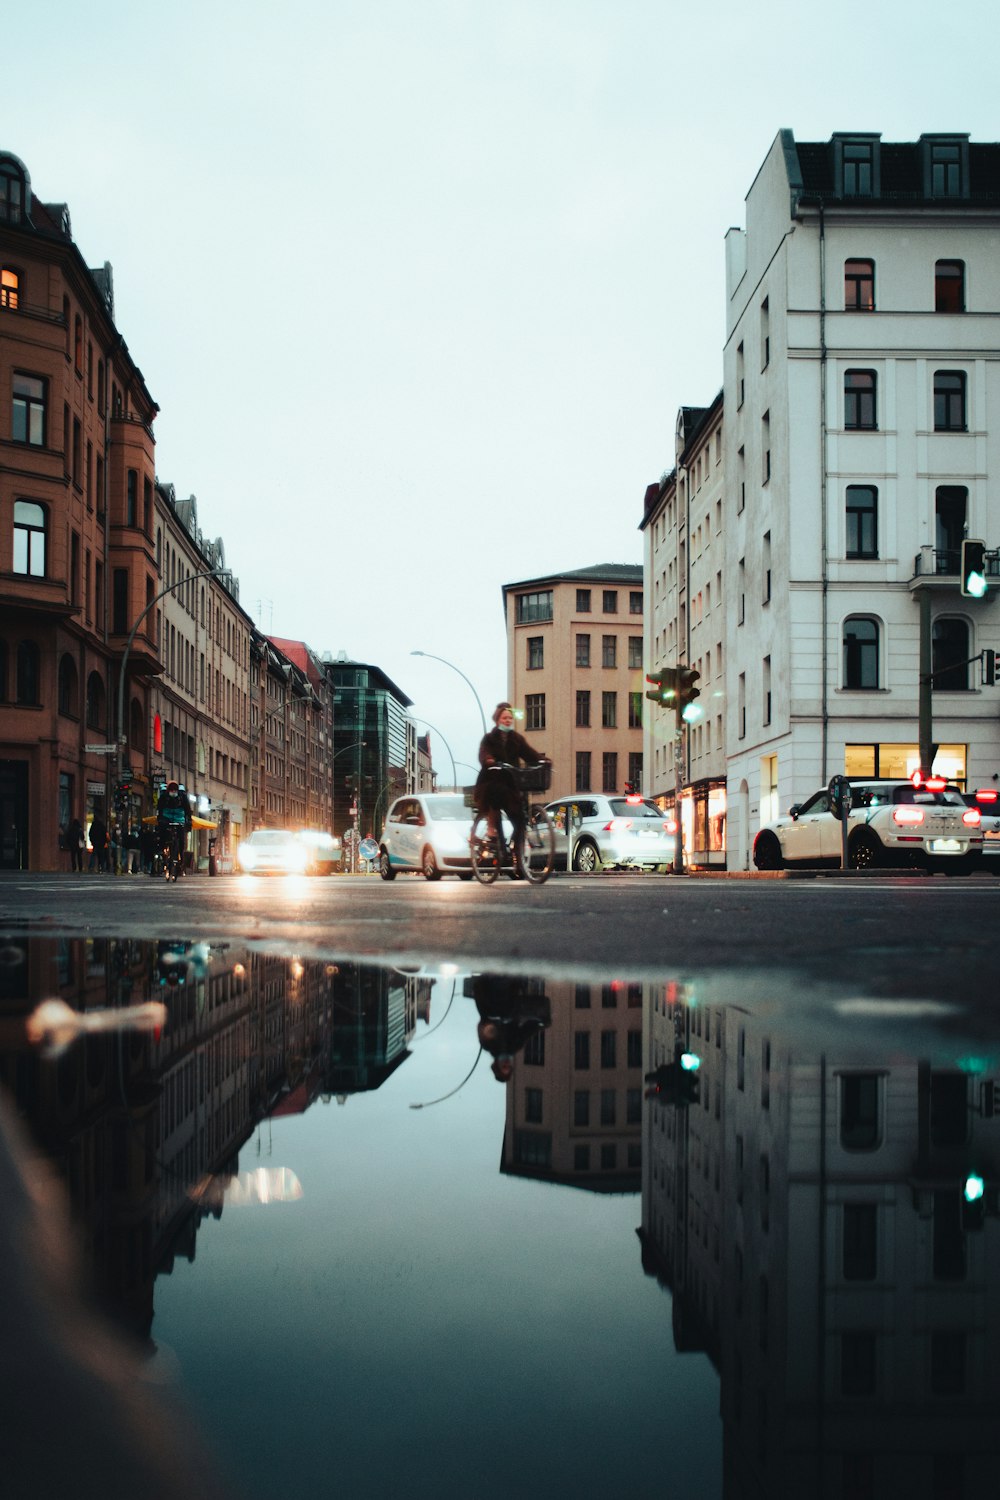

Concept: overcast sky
[[7, 0, 998, 774]]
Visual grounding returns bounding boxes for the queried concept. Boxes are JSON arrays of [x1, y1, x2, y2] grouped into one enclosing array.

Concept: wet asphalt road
[[1, 869, 997, 1013]]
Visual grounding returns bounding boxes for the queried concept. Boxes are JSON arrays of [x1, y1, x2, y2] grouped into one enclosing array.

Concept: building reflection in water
[[2, 941, 999, 1497], [639, 977, 1000, 1498]]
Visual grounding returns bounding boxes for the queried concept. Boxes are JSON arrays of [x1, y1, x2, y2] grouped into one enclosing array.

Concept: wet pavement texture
[[1, 933, 999, 1499]]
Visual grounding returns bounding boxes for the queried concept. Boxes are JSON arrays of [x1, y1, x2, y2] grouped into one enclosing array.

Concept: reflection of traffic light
[[962, 1173, 986, 1231], [678, 666, 702, 721], [645, 1051, 701, 1105], [645, 668, 678, 706], [960, 539, 988, 598]]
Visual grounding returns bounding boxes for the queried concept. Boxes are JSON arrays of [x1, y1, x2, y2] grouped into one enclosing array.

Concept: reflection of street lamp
[[410, 651, 487, 737], [333, 740, 367, 874], [409, 717, 458, 791]]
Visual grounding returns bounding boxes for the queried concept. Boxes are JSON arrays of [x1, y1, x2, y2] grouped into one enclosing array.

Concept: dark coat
[[474, 728, 544, 814]]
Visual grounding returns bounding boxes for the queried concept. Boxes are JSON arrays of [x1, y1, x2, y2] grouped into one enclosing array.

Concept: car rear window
[[608, 799, 664, 820]]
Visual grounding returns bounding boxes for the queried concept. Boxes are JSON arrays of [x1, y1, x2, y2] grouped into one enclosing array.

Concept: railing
[[912, 547, 1000, 579]]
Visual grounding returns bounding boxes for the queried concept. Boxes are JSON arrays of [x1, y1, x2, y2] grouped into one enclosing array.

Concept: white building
[[722, 130, 1000, 869]]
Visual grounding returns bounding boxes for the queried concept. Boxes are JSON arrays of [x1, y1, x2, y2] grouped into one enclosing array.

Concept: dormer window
[[833, 134, 881, 199], [922, 135, 969, 199], [0, 154, 28, 225]]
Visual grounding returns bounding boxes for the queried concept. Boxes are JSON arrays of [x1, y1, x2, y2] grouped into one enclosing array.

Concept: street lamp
[[410, 651, 487, 737], [409, 717, 458, 791]]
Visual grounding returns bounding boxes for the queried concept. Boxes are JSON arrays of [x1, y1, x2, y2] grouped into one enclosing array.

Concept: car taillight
[[963, 808, 981, 826], [663, 819, 678, 835], [604, 818, 633, 832], [975, 788, 998, 804], [925, 776, 947, 791], [893, 806, 925, 826]]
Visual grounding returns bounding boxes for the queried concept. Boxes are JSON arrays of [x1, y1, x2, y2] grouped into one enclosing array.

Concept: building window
[[627, 635, 642, 669], [126, 469, 138, 527], [841, 138, 875, 196], [846, 485, 878, 559], [524, 1088, 543, 1124], [13, 500, 46, 576], [12, 373, 45, 445], [737, 445, 745, 512], [74, 315, 83, 374], [628, 751, 642, 789], [527, 636, 543, 670], [737, 341, 745, 407], [760, 296, 770, 368], [602, 590, 618, 613], [1, 265, 19, 306], [763, 656, 771, 726], [602, 635, 617, 669], [600, 1089, 616, 1126], [516, 590, 553, 624], [934, 370, 966, 431], [57, 654, 78, 718], [574, 1090, 590, 1126], [525, 693, 545, 730], [738, 673, 746, 739], [600, 1031, 617, 1069], [763, 532, 771, 602], [843, 1204, 877, 1281], [738, 558, 745, 625], [576, 588, 591, 612], [844, 369, 877, 429], [928, 138, 964, 197], [15, 640, 39, 705], [575, 751, 591, 792], [601, 691, 617, 729], [576, 690, 590, 728], [843, 617, 879, 690], [935, 260, 965, 313], [576, 633, 591, 668], [602, 751, 618, 793], [930, 1332, 966, 1397], [933, 618, 970, 691], [629, 590, 643, 615], [841, 1332, 877, 1397], [761, 410, 770, 482], [112, 568, 129, 635], [845, 258, 875, 311], [935, 486, 966, 573], [574, 1031, 590, 1069], [840, 1073, 882, 1150], [628, 692, 642, 729]]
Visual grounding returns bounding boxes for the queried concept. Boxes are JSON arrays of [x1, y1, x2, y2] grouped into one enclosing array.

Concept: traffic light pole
[[673, 701, 685, 876]]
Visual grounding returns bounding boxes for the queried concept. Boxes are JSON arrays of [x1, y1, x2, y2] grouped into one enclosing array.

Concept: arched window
[[933, 618, 970, 691], [843, 617, 879, 689], [85, 670, 106, 731], [16, 640, 40, 705], [58, 654, 79, 717], [13, 500, 46, 575]]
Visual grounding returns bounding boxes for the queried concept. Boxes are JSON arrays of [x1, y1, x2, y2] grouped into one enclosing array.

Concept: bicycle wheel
[[470, 814, 500, 885], [519, 808, 555, 884]]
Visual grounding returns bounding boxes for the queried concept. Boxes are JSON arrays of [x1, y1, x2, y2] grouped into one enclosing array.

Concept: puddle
[[2, 936, 998, 1498]]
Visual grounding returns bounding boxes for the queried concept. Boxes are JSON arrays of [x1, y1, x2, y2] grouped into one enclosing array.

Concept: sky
[[6, 0, 998, 775]]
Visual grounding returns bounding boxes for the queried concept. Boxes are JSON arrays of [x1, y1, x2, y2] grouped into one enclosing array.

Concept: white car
[[237, 828, 311, 875], [378, 793, 475, 881], [544, 793, 676, 873], [965, 789, 1000, 873], [753, 778, 983, 873]]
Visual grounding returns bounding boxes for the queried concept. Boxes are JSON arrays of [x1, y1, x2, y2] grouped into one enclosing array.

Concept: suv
[[753, 779, 983, 873], [544, 793, 675, 873]]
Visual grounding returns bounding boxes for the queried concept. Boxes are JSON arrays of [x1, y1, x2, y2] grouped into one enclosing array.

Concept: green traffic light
[[964, 1173, 985, 1203]]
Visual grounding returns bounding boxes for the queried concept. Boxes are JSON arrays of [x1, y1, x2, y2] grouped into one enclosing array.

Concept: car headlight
[[238, 844, 256, 870]]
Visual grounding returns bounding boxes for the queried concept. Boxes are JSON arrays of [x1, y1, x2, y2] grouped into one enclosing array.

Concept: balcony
[[910, 545, 1000, 594]]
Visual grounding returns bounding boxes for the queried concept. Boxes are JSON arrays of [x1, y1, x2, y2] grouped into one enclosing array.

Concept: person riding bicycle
[[156, 780, 192, 875], [474, 702, 546, 873]]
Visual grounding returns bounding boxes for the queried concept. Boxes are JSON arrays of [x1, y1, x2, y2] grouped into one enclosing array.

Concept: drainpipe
[[818, 201, 830, 781]]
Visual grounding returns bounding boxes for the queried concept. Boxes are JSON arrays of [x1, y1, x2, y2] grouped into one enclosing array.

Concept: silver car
[[965, 789, 1000, 873], [544, 794, 676, 873], [378, 793, 475, 881]]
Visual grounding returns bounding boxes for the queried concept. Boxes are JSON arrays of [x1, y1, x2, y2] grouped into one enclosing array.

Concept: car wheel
[[379, 849, 396, 881], [421, 846, 442, 881], [458, 872, 474, 881], [752, 832, 783, 871], [573, 840, 600, 873], [848, 829, 882, 870]]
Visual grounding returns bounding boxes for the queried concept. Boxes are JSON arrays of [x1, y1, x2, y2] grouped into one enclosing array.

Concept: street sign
[[85, 743, 117, 754], [118, 769, 134, 783], [86, 780, 106, 795], [359, 837, 379, 860]]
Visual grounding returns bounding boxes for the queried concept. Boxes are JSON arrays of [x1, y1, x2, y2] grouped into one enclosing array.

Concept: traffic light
[[644, 1051, 701, 1106], [962, 1173, 986, 1232], [982, 650, 998, 687], [645, 668, 678, 706], [960, 539, 988, 598], [678, 666, 702, 721]]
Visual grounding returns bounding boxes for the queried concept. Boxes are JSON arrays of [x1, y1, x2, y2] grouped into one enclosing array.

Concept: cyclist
[[474, 702, 546, 874], [156, 780, 192, 877]]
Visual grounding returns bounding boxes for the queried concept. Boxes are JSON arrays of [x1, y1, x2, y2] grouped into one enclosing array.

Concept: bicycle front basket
[[514, 762, 552, 794]]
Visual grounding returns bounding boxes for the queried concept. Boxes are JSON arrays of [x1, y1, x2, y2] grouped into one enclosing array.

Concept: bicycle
[[159, 823, 184, 882], [470, 762, 555, 885]]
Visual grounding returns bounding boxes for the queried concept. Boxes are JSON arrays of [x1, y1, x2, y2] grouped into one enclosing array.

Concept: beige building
[[503, 565, 645, 799]]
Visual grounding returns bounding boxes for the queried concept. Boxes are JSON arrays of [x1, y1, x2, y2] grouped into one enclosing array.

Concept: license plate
[[929, 838, 962, 853], [985, 829, 1000, 841]]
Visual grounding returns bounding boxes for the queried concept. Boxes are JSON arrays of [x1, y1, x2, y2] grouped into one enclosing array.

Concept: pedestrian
[[88, 814, 109, 873], [125, 822, 141, 874], [67, 816, 85, 873]]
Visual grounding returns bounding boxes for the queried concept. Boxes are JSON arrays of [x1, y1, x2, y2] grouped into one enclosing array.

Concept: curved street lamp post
[[410, 651, 487, 738]]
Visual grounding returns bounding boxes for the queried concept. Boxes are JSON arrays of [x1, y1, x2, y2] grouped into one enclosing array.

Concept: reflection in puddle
[[1, 937, 998, 1498]]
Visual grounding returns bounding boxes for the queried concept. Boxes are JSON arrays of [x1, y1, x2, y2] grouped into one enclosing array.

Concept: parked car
[[964, 789, 1000, 873], [297, 829, 341, 874], [378, 793, 475, 881], [543, 793, 676, 873], [753, 778, 983, 873]]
